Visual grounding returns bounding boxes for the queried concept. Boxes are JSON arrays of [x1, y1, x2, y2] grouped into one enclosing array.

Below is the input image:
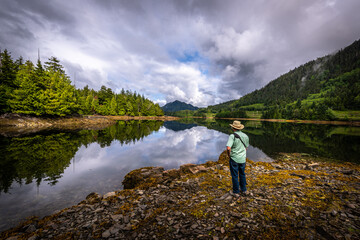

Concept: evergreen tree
[[8, 61, 40, 115], [126, 100, 134, 116], [109, 96, 117, 115], [44, 57, 65, 74], [91, 97, 99, 114], [116, 94, 126, 115], [154, 103, 164, 116], [1, 49, 165, 117], [0, 49, 17, 113], [84, 95, 93, 114], [0, 49, 16, 88], [39, 70, 77, 116]]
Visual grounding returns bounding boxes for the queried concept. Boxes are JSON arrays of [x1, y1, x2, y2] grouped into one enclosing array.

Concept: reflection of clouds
[[247, 146, 273, 162], [142, 126, 226, 169], [0, 125, 273, 231], [68, 143, 107, 172]]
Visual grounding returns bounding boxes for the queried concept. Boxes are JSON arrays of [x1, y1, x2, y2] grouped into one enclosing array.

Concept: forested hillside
[[161, 100, 200, 117], [208, 39, 360, 120], [162, 100, 199, 112], [0, 50, 163, 117]]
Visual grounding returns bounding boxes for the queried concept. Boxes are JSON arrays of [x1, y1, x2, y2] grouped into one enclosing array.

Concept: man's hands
[[226, 146, 231, 158]]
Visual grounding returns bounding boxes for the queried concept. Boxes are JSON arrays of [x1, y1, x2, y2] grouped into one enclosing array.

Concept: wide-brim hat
[[230, 120, 244, 130]]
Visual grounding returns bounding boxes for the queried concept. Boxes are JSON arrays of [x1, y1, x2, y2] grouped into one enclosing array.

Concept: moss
[[253, 161, 275, 170], [132, 206, 165, 231], [253, 171, 294, 188], [115, 202, 135, 215], [53, 232, 75, 240], [135, 177, 159, 190]]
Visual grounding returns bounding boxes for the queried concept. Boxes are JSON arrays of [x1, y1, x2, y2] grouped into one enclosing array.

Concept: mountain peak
[[161, 100, 199, 112]]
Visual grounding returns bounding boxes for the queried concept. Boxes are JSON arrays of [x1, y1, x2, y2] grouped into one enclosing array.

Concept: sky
[[1, 0, 360, 107]]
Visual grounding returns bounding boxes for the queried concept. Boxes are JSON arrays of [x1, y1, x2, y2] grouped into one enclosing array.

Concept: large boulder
[[122, 167, 164, 189], [86, 192, 102, 204]]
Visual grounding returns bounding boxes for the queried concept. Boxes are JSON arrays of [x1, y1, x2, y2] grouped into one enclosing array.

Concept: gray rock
[[25, 225, 37, 233], [123, 215, 130, 224], [111, 214, 122, 221], [6, 237, 19, 240], [27, 235, 37, 240], [103, 192, 116, 199], [102, 229, 111, 238], [346, 203, 356, 209], [109, 227, 120, 234], [94, 207, 104, 213], [86, 192, 101, 204]]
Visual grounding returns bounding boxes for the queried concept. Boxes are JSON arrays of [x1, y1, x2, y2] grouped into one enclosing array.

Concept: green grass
[[246, 111, 262, 119], [244, 121, 263, 128], [239, 103, 265, 110], [301, 98, 326, 106], [204, 113, 216, 118], [287, 94, 325, 107], [328, 127, 360, 136], [332, 110, 360, 121]]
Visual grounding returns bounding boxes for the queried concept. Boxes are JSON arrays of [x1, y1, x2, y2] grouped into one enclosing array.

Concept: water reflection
[[0, 120, 165, 231], [187, 118, 360, 163], [0, 120, 163, 194], [1, 119, 359, 231], [0, 120, 245, 231]]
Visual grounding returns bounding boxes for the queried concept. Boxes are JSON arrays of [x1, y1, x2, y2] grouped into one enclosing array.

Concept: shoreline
[[1, 152, 359, 239], [210, 117, 360, 126], [1, 114, 359, 137], [0, 114, 179, 136]]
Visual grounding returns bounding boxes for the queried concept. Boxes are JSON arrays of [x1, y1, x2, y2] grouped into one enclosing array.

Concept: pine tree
[[84, 95, 93, 114], [8, 61, 40, 115], [39, 70, 77, 116], [154, 103, 164, 116], [91, 97, 99, 114], [109, 96, 117, 115], [44, 57, 65, 74], [116, 94, 126, 115], [0, 49, 16, 88], [0, 49, 17, 113]]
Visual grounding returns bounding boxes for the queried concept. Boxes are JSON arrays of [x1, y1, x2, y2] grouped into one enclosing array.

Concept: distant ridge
[[161, 100, 199, 112], [208, 39, 360, 114]]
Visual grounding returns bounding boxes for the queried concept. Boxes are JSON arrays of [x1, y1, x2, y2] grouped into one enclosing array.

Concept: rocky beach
[[1, 151, 359, 240]]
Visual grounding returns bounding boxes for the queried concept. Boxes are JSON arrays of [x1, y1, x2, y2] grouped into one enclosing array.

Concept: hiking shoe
[[240, 191, 249, 196], [229, 190, 239, 196], [229, 191, 241, 199]]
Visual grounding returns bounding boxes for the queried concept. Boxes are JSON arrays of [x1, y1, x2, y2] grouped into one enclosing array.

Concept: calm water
[[0, 119, 359, 231]]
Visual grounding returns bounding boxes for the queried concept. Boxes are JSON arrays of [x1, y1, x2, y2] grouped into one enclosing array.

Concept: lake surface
[[0, 119, 359, 231]]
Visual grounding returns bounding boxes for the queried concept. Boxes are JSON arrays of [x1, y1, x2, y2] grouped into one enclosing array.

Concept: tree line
[[261, 101, 336, 120], [0, 49, 164, 117]]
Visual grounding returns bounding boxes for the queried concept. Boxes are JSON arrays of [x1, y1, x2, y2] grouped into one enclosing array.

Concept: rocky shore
[[0, 114, 178, 137], [1, 152, 359, 240]]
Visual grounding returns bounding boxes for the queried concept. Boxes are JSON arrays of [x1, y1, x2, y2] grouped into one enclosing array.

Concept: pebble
[[1, 152, 359, 240]]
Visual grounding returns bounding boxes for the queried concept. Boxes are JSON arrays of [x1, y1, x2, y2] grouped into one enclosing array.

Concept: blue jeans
[[229, 159, 247, 193]]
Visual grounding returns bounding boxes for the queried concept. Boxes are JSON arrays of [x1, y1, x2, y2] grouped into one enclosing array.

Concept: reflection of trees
[[0, 133, 78, 193], [191, 119, 360, 163], [163, 121, 197, 131], [0, 121, 163, 193]]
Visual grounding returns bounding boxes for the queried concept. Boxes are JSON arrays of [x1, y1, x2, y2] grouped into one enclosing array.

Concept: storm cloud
[[1, 0, 359, 107]]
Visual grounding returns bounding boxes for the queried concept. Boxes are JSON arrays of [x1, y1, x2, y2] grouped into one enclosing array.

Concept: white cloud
[[1, 0, 359, 106]]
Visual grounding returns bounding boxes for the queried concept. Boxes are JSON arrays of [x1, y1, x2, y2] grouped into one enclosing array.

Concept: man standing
[[226, 120, 249, 197]]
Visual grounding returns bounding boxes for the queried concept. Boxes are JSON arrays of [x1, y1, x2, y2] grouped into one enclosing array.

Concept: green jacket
[[226, 131, 249, 163]]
